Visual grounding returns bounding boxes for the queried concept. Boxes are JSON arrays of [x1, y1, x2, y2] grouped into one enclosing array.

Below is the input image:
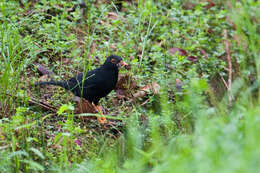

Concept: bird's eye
[[111, 58, 117, 64]]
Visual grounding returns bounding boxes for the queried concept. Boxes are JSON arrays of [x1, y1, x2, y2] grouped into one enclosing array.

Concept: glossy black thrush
[[35, 55, 128, 123]]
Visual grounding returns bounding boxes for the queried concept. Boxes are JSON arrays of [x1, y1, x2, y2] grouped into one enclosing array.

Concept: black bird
[[36, 55, 128, 123]]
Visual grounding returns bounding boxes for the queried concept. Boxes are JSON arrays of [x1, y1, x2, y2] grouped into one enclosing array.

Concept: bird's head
[[104, 55, 128, 70]]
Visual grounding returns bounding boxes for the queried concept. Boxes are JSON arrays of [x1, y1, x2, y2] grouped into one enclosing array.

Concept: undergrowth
[[0, 0, 259, 172]]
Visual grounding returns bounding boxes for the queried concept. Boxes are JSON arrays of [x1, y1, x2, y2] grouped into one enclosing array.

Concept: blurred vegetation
[[0, 0, 259, 172]]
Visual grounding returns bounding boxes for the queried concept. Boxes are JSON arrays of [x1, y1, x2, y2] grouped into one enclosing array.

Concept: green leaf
[[57, 104, 74, 115]]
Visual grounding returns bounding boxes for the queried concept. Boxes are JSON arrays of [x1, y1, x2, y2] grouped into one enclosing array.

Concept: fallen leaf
[[204, 1, 215, 9], [150, 82, 160, 94], [74, 97, 96, 114], [115, 74, 137, 98], [199, 48, 209, 59], [36, 64, 54, 76], [187, 56, 198, 62], [169, 47, 188, 56], [115, 89, 126, 99], [133, 82, 160, 98], [61, 58, 72, 65], [132, 90, 146, 98], [169, 47, 198, 62], [107, 12, 118, 20]]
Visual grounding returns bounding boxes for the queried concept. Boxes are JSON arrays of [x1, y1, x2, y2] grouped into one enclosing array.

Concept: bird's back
[[66, 66, 118, 104]]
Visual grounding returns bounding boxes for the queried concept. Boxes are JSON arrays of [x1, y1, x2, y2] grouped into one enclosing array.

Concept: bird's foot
[[93, 104, 107, 124], [97, 116, 107, 124]]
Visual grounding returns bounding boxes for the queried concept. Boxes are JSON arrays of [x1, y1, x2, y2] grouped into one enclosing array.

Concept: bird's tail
[[35, 81, 70, 90]]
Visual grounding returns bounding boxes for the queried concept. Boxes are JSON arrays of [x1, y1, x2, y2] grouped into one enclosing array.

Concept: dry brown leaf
[[115, 89, 126, 99], [116, 74, 135, 89], [36, 64, 53, 76], [199, 48, 209, 59], [74, 98, 98, 121], [115, 74, 137, 98], [61, 58, 72, 65], [187, 56, 198, 62], [169, 47, 198, 62], [133, 82, 160, 98], [74, 97, 96, 114], [107, 12, 118, 20], [204, 0, 215, 9], [169, 47, 188, 56]]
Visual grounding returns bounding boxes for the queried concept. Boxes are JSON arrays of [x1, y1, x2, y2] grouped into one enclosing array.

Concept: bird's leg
[[96, 105, 107, 124], [92, 103, 107, 124]]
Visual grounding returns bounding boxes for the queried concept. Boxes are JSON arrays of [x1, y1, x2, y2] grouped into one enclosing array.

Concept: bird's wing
[[70, 68, 102, 90]]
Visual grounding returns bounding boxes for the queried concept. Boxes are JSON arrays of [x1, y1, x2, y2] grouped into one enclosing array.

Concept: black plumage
[[36, 55, 127, 105]]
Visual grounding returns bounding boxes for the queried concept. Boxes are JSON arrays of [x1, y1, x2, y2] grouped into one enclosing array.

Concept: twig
[[223, 29, 232, 108], [74, 113, 123, 121], [29, 97, 57, 113], [4, 92, 57, 113], [218, 72, 229, 90], [141, 98, 150, 106]]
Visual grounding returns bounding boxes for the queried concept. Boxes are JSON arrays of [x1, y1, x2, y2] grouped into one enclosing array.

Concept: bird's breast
[[101, 70, 118, 92]]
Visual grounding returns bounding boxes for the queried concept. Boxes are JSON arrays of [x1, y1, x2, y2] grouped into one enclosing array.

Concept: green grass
[[0, 0, 259, 172]]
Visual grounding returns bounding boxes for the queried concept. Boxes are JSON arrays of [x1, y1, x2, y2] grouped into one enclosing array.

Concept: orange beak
[[120, 61, 128, 67]]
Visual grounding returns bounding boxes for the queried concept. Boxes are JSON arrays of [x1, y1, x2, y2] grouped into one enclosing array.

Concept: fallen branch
[[4, 92, 57, 113], [29, 97, 57, 113]]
